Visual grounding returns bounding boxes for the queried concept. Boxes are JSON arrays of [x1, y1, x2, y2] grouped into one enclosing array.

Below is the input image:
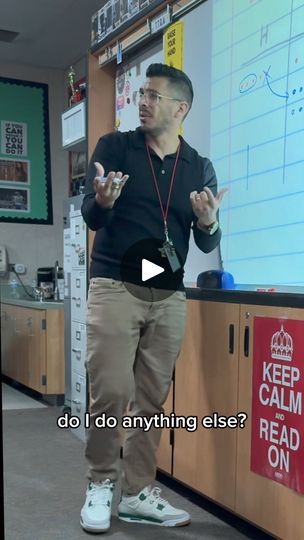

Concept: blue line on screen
[[222, 219, 304, 237], [219, 159, 304, 190], [213, 125, 304, 165]]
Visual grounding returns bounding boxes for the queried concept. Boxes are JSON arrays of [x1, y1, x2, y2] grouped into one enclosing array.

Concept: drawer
[[71, 321, 86, 376], [70, 215, 86, 269], [71, 269, 87, 323], [71, 370, 87, 442]]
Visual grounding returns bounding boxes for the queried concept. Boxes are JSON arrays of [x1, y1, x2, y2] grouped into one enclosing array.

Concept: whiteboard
[[211, 0, 304, 288], [115, 0, 304, 289]]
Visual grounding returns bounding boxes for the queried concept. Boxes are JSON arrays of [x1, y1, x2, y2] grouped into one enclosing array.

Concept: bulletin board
[[0, 77, 53, 224]]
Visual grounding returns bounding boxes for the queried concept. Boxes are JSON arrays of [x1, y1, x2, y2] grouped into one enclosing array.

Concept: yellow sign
[[164, 21, 184, 134], [164, 21, 184, 70]]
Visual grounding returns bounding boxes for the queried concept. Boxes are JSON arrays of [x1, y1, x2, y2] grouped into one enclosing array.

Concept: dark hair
[[146, 63, 193, 113]]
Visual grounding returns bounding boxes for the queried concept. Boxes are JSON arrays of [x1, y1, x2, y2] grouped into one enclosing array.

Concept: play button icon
[[142, 259, 164, 282], [120, 238, 184, 301]]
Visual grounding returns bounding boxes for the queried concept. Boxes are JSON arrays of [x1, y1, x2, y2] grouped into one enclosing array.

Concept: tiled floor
[[2, 383, 47, 410], [2, 382, 273, 539]]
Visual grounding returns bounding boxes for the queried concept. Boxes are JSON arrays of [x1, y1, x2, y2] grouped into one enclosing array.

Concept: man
[[80, 63, 227, 533]]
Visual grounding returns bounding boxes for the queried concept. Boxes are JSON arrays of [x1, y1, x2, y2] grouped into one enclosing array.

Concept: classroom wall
[[0, 62, 68, 285]]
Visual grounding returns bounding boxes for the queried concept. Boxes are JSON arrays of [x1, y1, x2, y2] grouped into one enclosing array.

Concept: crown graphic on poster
[[270, 324, 293, 362]]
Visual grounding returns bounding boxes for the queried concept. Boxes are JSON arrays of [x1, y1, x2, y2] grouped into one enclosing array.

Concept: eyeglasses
[[134, 88, 182, 107]]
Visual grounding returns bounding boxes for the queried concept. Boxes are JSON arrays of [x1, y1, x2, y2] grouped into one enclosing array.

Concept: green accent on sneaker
[[157, 503, 165, 511], [139, 493, 147, 501], [118, 512, 163, 524]]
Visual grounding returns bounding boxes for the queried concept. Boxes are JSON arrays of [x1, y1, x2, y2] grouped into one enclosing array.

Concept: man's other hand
[[93, 162, 129, 209]]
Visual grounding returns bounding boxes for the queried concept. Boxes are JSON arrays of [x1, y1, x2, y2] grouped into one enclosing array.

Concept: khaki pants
[[85, 277, 187, 495]]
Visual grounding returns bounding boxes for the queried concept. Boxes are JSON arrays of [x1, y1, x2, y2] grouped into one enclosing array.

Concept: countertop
[[185, 287, 304, 308], [2, 289, 304, 310], [1, 297, 64, 310]]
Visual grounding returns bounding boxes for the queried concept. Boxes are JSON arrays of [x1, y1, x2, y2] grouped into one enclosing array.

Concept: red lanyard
[[146, 141, 181, 240]]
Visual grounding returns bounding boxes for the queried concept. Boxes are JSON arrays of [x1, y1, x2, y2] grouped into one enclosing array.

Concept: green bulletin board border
[[0, 76, 53, 225]]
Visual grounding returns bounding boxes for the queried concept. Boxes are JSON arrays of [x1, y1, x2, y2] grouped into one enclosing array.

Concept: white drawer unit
[[70, 214, 87, 269], [71, 321, 86, 375], [71, 370, 87, 442], [71, 269, 87, 323], [65, 196, 88, 444]]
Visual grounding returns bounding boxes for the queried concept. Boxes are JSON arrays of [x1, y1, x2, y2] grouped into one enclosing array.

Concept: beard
[[139, 124, 163, 136], [139, 116, 171, 137]]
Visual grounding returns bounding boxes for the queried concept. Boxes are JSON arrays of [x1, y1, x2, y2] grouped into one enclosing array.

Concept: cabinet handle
[[27, 317, 34, 337], [13, 317, 21, 335], [244, 326, 250, 357], [72, 399, 81, 404], [72, 348, 81, 353], [229, 324, 234, 354]]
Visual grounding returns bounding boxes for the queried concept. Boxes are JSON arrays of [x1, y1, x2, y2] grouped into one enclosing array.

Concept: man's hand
[[93, 162, 129, 209], [190, 186, 228, 228]]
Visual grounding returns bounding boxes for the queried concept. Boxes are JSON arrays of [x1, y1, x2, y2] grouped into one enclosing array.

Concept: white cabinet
[[68, 203, 88, 442], [62, 101, 86, 149]]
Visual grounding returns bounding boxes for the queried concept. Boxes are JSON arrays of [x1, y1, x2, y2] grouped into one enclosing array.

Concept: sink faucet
[[54, 260, 60, 301]]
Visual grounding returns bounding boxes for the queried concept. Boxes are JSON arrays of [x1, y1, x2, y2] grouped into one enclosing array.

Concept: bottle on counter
[[8, 278, 20, 299]]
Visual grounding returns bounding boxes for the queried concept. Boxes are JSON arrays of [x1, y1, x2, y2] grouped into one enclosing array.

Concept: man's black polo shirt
[[81, 127, 221, 284]]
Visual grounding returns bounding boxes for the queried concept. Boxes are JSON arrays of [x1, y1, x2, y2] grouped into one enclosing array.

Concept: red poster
[[251, 317, 304, 494]]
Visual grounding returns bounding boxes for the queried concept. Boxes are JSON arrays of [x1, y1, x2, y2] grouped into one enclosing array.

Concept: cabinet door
[[1, 305, 29, 385], [28, 309, 46, 393], [45, 309, 65, 394], [6, 305, 18, 379], [71, 269, 87, 323], [71, 320, 86, 376], [1, 305, 13, 376], [156, 383, 173, 474], [237, 305, 304, 540], [70, 214, 87, 269], [173, 300, 240, 510], [14, 308, 29, 387]]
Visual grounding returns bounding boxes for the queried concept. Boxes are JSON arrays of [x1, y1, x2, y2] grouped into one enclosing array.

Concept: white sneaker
[[118, 485, 191, 527], [80, 479, 114, 533]]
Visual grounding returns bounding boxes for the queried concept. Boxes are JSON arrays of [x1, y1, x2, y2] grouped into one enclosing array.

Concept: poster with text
[[251, 316, 304, 494], [1, 121, 27, 156]]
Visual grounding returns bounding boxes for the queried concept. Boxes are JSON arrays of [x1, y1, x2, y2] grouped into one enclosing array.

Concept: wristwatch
[[198, 220, 219, 235]]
